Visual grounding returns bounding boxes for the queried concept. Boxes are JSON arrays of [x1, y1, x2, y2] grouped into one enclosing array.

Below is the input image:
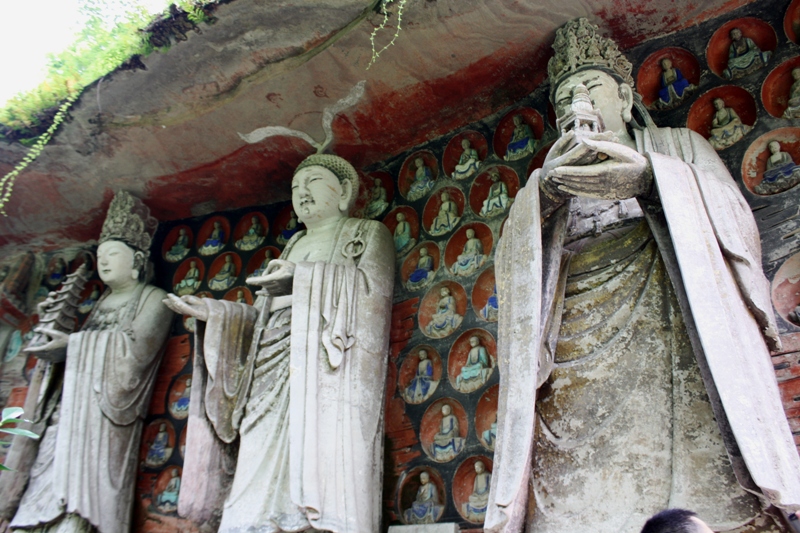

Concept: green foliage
[[367, 0, 407, 70], [0, 407, 39, 471]]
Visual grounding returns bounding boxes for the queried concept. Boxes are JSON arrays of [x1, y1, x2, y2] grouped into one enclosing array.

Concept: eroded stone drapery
[[486, 17, 800, 533]]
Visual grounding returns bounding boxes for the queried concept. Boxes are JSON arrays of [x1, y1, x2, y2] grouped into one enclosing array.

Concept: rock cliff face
[[0, 0, 756, 252]]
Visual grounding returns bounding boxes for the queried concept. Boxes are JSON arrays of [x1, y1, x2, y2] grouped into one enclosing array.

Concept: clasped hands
[[540, 130, 652, 202], [163, 259, 296, 322]]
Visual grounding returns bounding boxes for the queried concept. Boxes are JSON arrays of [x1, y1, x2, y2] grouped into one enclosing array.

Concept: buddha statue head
[[292, 154, 358, 226], [475, 460, 486, 474], [419, 349, 428, 361]]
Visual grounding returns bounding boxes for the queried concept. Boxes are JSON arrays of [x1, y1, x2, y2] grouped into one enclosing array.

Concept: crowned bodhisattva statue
[[0, 192, 172, 533], [165, 154, 395, 533]]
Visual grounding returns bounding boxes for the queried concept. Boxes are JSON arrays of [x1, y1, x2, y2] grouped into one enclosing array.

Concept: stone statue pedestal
[[388, 524, 459, 533]]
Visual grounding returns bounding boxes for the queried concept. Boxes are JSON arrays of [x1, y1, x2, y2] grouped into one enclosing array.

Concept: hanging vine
[[0, 93, 79, 216], [367, 0, 407, 69]]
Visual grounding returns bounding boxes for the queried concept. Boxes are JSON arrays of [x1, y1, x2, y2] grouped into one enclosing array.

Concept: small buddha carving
[[463, 461, 492, 522], [653, 57, 696, 109], [402, 349, 438, 404], [431, 404, 464, 461], [504, 115, 536, 161], [407, 158, 435, 201], [723, 27, 770, 80], [708, 98, 750, 150], [425, 287, 463, 338], [480, 168, 511, 218], [235, 216, 265, 251], [754, 141, 800, 195], [208, 255, 237, 291], [403, 472, 443, 524], [174, 260, 201, 296], [166, 228, 190, 262], [450, 229, 486, 277], [784, 68, 800, 120], [364, 177, 389, 219], [430, 192, 460, 236], [199, 221, 226, 255], [455, 335, 492, 392], [393, 212, 416, 256], [452, 138, 481, 180], [406, 247, 435, 291]]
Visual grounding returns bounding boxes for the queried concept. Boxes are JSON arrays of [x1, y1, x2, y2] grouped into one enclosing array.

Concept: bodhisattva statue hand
[[540, 131, 652, 202], [163, 294, 210, 322]]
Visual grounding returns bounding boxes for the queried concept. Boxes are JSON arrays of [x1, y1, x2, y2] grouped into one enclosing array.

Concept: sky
[[0, 0, 168, 107]]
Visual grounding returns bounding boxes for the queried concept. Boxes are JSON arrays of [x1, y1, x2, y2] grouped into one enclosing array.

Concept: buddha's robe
[[178, 218, 394, 533], [466, 472, 492, 519], [486, 126, 800, 533], [405, 482, 441, 524], [451, 238, 485, 276]]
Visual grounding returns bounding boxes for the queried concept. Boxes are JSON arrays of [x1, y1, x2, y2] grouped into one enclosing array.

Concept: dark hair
[[641, 509, 699, 533]]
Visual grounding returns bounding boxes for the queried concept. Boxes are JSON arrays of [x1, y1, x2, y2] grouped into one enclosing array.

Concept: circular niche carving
[[444, 223, 493, 278], [771, 252, 800, 326], [472, 267, 498, 323], [784, 0, 800, 44], [383, 206, 420, 258], [443, 130, 489, 181], [493, 108, 545, 162], [422, 186, 466, 238], [151, 465, 182, 514], [167, 374, 193, 420], [162, 225, 194, 263], [273, 204, 303, 245], [475, 384, 499, 450], [223, 286, 253, 305], [206, 252, 242, 292], [419, 397, 469, 463], [762, 57, 800, 118], [172, 257, 205, 297], [686, 86, 757, 151], [401, 241, 441, 292], [706, 18, 776, 80], [245, 246, 280, 277], [469, 165, 519, 219], [452, 455, 494, 524], [398, 150, 440, 202], [527, 140, 556, 178], [358, 170, 394, 220], [196, 215, 231, 256], [418, 281, 467, 340], [398, 344, 443, 405], [44, 256, 68, 288], [741, 128, 800, 196], [232, 212, 269, 252], [140, 418, 176, 468], [447, 328, 497, 394], [397, 466, 447, 525], [636, 47, 700, 109]]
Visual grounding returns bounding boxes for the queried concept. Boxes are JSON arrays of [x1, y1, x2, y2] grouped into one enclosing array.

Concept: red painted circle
[[706, 18, 777, 79], [686, 86, 757, 143], [761, 57, 800, 118], [636, 47, 701, 107]]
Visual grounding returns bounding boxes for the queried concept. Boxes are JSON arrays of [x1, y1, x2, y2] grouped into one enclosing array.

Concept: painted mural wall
[[2, 0, 800, 531]]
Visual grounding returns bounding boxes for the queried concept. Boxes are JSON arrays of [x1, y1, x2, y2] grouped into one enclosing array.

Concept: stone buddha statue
[[430, 191, 460, 236], [480, 168, 511, 217], [456, 335, 492, 392], [452, 138, 481, 180], [425, 286, 463, 338], [402, 349, 437, 404], [364, 177, 389, 219], [393, 212, 416, 255], [199, 221, 226, 255], [431, 404, 464, 461], [784, 67, 800, 120], [723, 27, 771, 80], [276, 210, 300, 245], [164, 154, 394, 533], [504, 115, 536, 161], [406, 247, 435, 291], [145, 423, 172, 467], [403, 472, 442, 525], [708, 97, 750, 150], [173, 260, 201, 296], [653, 57, 695, 109], [464, 461, 492, 522], [156, 469, 181, 513], [450, 229, 486, 277], [235, 216, 265, 251], [407, 157, 435, 201], [754, 141, 800, 195], [166, 228, 190, 262], [207, 255, 237, 291]]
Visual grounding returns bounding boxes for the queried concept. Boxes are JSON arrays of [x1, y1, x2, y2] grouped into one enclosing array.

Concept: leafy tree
[[0, 407, 39, 472]]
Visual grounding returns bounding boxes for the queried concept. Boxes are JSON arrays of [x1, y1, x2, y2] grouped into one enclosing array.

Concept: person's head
[[419, 247, 429, 257], [441, 191, 450, 202], [489, 168, 500, 181], [713, 98, 725, 111], [251, 216, 258, 224], [189, 260, 197, 268], [178, 228, 185, 236], [292, 154, 358, 226], [769, 141, 781, 154], [419, 472, 430, 484], [730, 27, 742, 41], [466, 229, 475, 239], [461, 138, 471, 149], [469, 335, 480, 347], [640, 509, 713, 533], [159, 423, 166, 432], [553, 69, 634, 136], [97, 240, 144, 290], [440, 287, 451, 297], [441, 404, 451, 415], [373, 178, 382, 187], [214, 221, 221, 229], [397, 212, 406, 222], [660, 58, 673, 70], [415, 157, 424, 168], [419, 349, 428, 360], [474, 460, 485, 474], [225, 255, 232, 263]]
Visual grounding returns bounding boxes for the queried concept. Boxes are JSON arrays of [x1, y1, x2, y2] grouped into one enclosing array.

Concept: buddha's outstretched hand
[[541, 132, 652, 201], [163, 294, 209, 322]]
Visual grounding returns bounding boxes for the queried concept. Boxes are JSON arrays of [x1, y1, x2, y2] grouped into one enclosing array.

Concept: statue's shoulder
[[344, 217, 391, 240]]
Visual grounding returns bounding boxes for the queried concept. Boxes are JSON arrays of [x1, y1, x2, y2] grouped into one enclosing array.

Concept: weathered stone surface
[[388, 523, 459, 533]]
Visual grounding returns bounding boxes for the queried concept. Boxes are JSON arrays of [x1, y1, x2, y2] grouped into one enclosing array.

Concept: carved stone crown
[[294, 154, 359, 192], [99, 191, 158, 256], [548, 18, 634, 91]]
